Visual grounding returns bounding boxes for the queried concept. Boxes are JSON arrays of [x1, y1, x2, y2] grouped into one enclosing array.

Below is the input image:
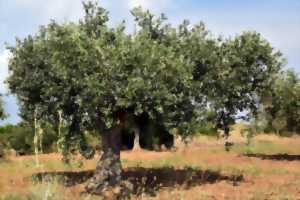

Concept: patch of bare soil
[[122, 149, 172, 160]]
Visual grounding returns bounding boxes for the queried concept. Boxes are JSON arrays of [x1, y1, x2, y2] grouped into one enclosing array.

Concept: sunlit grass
[[1, 133, 300, 200], [231, 140, 299, 155]]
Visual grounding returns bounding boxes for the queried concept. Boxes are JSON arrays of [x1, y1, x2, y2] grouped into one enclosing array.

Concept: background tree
[[0, 122, 57, 155], [203, 32, 283, 144], [261, 69, 300, 134], [0, 94, 7, 157], [131, 9, 285, 142], [0, 94, 6, 120]]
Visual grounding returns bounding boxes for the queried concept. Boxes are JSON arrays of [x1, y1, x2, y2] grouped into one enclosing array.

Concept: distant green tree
[[203, 32, 283, 142], [130, 10, 284, 140], [0, 94, 6, 120], [261, 69, 300, 134], [0, 122, 58, 155]]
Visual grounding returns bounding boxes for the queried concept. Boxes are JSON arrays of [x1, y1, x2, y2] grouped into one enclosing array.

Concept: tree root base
[[85, 180, 133, 200]]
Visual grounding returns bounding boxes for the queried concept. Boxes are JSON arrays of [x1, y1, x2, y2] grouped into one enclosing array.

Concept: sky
[[0, 0, 300, 124]]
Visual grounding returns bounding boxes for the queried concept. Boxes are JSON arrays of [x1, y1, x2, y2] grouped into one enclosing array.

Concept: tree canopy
[[203, 32, 283, 140], [6, 1, 285, 194], [260, 69, 300, 134]]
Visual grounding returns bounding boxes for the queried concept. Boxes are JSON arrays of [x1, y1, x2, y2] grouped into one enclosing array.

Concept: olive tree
[[261, 69, 300, 134], [203, 32, 284, 143], [6, 1, 285, 195], [130, 10, 285, 141], [7, 2, 202, 194]]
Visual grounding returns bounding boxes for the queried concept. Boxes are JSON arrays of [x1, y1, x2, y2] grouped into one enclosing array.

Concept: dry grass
[[1, 127, 300, 200]]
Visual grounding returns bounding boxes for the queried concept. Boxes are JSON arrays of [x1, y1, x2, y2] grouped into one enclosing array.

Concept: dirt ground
[[0, 127, 300, 200]]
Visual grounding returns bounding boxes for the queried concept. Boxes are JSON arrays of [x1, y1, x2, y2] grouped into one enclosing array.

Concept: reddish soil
[[1, 133, 300, 200]]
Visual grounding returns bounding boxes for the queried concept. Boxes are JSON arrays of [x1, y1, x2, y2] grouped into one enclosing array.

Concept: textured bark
[[85, 124, 122, 194]]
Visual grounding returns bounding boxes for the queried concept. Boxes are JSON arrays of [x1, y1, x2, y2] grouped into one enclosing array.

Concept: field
[[1, 125, 300, 200]]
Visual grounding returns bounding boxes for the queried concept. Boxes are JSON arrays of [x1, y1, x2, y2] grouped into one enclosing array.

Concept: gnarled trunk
[[85, 124, 122, 194]]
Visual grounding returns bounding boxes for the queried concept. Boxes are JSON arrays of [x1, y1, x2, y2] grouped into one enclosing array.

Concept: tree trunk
[[224, 125, 232, 151], [33, 109, 40, 167], [85, 124, 122, 194], [132, 127, 141, 151], [224, 125, 229, 140]]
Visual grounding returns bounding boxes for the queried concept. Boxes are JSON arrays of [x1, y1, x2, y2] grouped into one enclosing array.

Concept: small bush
[[195, 123, 218, 137]]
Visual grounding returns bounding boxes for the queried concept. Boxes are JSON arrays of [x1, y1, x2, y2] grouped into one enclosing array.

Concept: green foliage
[[0, 95, 7, 120], [195, 123, 218, 137], [260, 69, 300, 134], [6, 1, 284, 158], [0, 123, 57, 155], [6, 2, 199, 157], [206, 32, 283, 132], [0, 123, 32, 154], [241, 123, 258, 145]]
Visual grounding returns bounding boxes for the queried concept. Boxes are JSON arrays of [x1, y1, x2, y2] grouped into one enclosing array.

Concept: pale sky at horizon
[[1, 0, 300, 124]]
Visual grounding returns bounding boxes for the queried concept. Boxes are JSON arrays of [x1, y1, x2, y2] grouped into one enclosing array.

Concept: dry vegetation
[[1, 125, 300, 200]]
